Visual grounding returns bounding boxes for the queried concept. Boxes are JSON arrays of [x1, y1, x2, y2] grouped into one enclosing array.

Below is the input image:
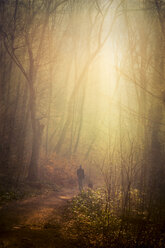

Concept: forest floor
[[0, 185, 79, 248]]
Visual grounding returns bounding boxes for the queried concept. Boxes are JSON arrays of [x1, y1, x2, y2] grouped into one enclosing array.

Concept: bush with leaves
[[62, 189, 122, 247], [62, 189, 165, 248]]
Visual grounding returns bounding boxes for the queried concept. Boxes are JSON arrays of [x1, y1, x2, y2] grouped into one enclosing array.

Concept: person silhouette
[[77, 165, 85, 192]]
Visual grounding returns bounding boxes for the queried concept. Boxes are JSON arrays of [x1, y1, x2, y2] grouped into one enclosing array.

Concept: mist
[[0, 0, 165, 247]]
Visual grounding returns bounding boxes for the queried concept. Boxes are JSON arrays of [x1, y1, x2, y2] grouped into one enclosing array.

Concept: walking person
[[77, 165, 85, 192]]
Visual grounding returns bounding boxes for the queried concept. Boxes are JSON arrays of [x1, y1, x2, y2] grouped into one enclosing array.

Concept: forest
[[0, 0, 165, 247]]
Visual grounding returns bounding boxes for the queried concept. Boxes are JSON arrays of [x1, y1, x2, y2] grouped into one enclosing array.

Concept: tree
[[0, 0, 68, 181]]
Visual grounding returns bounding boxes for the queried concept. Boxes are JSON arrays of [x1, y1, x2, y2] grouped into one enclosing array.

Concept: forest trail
[[0, 187, 78, 248]]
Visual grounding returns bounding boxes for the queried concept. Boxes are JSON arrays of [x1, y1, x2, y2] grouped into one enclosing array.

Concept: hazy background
[[0, 0, 165, 217]]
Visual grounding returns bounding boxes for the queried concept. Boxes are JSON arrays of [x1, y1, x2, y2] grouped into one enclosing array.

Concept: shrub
[[62, 189, 165, 248]]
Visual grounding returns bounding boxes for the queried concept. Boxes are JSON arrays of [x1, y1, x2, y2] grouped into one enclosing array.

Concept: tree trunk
[[27, 84, 43, 181]]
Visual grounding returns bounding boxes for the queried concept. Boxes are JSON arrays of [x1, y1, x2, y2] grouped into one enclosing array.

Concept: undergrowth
[[62, 189, 165, 248]]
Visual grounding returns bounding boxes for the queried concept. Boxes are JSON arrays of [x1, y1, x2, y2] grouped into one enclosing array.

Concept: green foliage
[[0, 191, 22, 203], [63, 189, 121, 247], [63, 189, 165, 248], [0, 181, 59, 204]]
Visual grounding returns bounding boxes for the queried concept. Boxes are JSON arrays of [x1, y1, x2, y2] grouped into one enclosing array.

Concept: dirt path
[[0, 187, 78, 248]]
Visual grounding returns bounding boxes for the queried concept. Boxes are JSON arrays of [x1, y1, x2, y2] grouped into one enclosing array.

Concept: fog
[[0, 1, 165, 243]]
